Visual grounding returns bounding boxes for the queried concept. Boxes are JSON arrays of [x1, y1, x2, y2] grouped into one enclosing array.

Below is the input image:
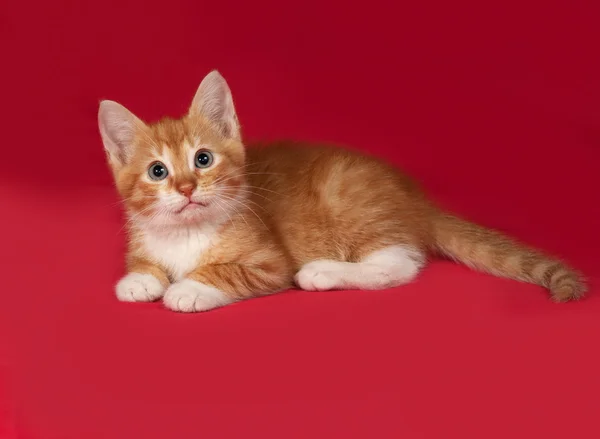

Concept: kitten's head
[[98, 71, 246, 230]]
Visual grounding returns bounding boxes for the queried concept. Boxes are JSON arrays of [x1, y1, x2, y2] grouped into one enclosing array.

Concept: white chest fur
[[141, 225, 218, 281]]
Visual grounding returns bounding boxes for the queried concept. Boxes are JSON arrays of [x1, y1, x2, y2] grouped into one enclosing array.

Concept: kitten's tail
[[430, 212, 586, 302]]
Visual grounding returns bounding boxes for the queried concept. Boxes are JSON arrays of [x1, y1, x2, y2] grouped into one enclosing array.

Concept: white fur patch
[[295, 245, 424, 291], [116, 273, 165, 302], [140, 225, 219, 281], [163, 279, 233, 312], [160, 147, 176, 176]]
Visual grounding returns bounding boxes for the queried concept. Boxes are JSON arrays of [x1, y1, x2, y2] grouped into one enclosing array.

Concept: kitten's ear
[[98, 100, 145, 167], [189, 70, 240, 140]]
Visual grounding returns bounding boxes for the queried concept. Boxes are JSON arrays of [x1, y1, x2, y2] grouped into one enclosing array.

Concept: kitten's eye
[[148, 162, 168, 181], [195, 150, 214, 169]]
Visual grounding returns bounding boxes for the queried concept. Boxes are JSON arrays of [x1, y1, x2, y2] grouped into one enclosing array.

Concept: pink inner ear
[[191, 71, 240, 140], [99, 100, 145, 164]]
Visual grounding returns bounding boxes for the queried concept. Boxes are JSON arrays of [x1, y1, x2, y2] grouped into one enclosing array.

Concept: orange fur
[[98, 70, 586, 312]]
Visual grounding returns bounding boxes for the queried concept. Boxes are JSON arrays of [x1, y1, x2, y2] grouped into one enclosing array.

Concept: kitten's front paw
[[116, 273, 166, 302], [294, 262, 340, 291], [163, 279, 233, 313]]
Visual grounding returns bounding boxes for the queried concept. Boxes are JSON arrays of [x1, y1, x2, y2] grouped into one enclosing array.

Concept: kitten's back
[[244, 142, 433, 267]]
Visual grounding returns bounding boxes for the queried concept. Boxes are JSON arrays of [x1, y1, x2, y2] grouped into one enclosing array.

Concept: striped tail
[[431, 212, 586, 302]]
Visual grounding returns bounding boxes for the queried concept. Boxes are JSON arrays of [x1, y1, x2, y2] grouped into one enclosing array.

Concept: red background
[[2, 0, 599, 437]]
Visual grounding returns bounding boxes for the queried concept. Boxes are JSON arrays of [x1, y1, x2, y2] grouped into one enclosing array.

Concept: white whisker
[[215, 172, 283, 186], [221, 187, 273, 203], [213, 199, 237, 232], [218, 192, 267, 212], [215, 196, 250, 228], [212, 162, 257, 184], [240, 185, 285, 196], [117, 204, 157, 235], [217, 193, 269, 230]]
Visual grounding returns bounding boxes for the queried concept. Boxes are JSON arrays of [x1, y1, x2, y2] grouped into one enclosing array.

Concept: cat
[[98, 70, 586, 312]]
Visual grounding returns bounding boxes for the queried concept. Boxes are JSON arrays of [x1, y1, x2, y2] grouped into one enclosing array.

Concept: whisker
[[215, 196, 250, 229], [117, 204, 157, 235], [213, 199, 237, 232], [219, 187, 273, 203], [215, 172, 283, 186], [212, 162, 258, 185], [240, 185, 285, 196], [118, 197, 184, 232], [220, 189, 271, 212], [217, 194, 269, 230], [143, 208, 167, 233], [221, 185, 284, 197], [218, 192, 267, 212], [212, 161, 277, 183]]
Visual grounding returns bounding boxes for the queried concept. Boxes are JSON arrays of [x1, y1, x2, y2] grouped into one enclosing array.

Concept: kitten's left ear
[[189, 70, 240, 140]]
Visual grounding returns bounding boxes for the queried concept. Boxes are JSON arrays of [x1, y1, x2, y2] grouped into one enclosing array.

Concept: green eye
[[195, 150, 214, 168], [148, 162, 168, 180]]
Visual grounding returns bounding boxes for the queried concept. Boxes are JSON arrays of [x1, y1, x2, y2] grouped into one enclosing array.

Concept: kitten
[[98, 70, 586, 312]]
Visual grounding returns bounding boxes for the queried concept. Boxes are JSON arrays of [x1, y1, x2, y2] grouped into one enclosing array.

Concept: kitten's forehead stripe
[[160, 148, 175, 174], [150, 118, 195, 152], [143, 118, 200, 171]]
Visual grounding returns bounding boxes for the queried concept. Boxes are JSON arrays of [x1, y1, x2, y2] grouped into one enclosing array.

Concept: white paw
[[116, 273, 165, 302], [163, 279, 233, 313], [294, 261, 342, 291]]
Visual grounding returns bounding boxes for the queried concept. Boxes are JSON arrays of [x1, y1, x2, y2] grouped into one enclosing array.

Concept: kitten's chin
[[133, 208, 210, 231], [174, 208, 209, 225]]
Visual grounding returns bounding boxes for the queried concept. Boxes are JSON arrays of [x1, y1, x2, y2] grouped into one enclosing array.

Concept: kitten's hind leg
[[294, 245, 425, 291]]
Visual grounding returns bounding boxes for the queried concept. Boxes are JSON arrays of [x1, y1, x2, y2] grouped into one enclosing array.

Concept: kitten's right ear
[[98, 100, 145, 167]]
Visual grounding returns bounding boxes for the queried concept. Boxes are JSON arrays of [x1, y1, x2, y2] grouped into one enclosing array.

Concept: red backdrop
[[1, 0, 599, 437]]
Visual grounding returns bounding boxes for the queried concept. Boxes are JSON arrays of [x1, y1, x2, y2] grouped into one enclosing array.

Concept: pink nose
[[177, 184, 195, 198]]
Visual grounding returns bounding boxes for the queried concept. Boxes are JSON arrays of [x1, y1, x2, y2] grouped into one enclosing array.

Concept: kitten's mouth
[[176, 201, 207, 213]]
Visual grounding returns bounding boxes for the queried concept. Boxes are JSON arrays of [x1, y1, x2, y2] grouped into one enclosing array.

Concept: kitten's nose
[[177, 183, 195, 198]]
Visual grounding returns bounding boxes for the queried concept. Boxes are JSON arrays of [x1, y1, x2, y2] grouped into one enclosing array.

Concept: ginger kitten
[[98, 70, 586, 312]]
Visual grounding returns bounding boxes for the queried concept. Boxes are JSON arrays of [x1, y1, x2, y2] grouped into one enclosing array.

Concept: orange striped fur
[[98, 70, 586, 312]]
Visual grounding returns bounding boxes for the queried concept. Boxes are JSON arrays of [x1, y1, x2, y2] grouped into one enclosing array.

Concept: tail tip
[[550, 277, 587, 303]]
